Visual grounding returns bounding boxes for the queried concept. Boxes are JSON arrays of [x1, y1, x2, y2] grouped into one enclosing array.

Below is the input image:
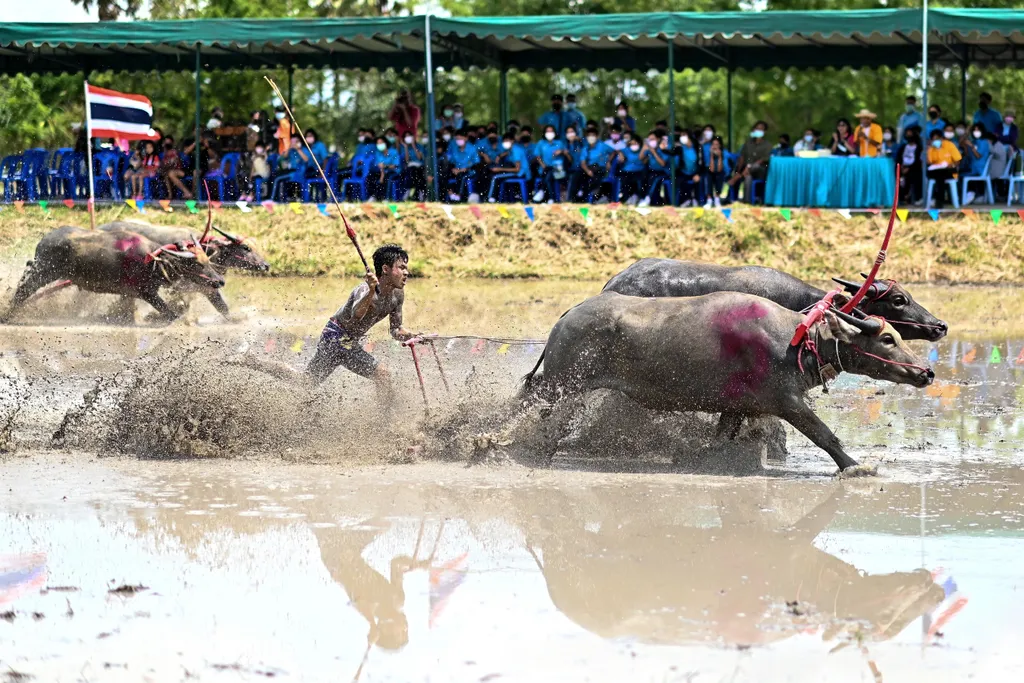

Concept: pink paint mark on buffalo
[[713, 302, 771, 399]]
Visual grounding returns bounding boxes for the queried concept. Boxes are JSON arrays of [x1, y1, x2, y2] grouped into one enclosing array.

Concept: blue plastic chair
[[498, 178, 528, 203], [204, 152, 241, 201], [10, 150, 47, 201], [50, 151, 80, 199], [960, 157, 993, 206], [750, 179, 765, 205], [341, 157, 374, 202], [1, 155, 22, 202], [302, 153, 339, 202], [926, 178, 961, 210], [592, 157, 622, 203], [91, 151, 123, 200]]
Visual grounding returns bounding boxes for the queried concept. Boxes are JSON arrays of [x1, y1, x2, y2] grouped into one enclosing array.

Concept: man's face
[[382, 259, 409, 289], [860, 117, 872, 128]]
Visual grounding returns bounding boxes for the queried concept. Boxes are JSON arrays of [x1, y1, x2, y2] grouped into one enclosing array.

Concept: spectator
[[518, 126, 536, 166], [986, 130, 1010, 200], [450, 104, 466, 132], [897, 126, 923, 205], [605, 123, 626, 151], [304, 128, 329, 173], [999, 110, 1018, 149], [355, 129, 377, 159], [446, 129, 480, 203], [564, 125, 584, 199], [617, 136, 646, 205], [793, 127, 820, 154], [926, 128, 962, 209], [961, 122, 991, 206], [771, 133, 793, 157], [247, 110, 274, 151], [367, 135, 401, 201], [578, 127, 614, 203], [952, 122, 970, 173], [674, 128, 702, 207], [270, 133, 309, 201], [853, 109, 883, 157], [612, 101, 637, 133], [532, 124, 568, 203], [830, 119, 856, 156], [240, 143, 270, 202], [897, 95, 924, 143], [637, 130, 670, 207], [700, 124, 716, 149], [388, 89, 421, 138], [703, 136, 728, 208], [206, 106, 224, 131], [505, 119, 520, 137], [881, 126, 897, 157], [182, 131, 220, 183], [973, 92, 1002, 138], [565, 94, 586, 138], [125, 139, 159, 200], [486, 132, 531, 202], [159, 135, 191, 200], [924, 105, 946, 139], [475, 125, 501, 200], [401, 132, 427, 201], [435, 104, 457, 132], [728, 120, 772, 204], [538, 94, 570, 140], [383, 127, 399, 149], [273, 106, 291, 156]]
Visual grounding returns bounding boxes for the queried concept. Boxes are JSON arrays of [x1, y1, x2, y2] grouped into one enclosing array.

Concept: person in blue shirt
[[897, 96, 924, 143], [771, 133, 794, 158], [616, 136, 646, 204], [637, 131, 671, 207], [400, 133, 428, 201], [475, 126, 501, 200], [338, 128, 377, 185], [577, 127, 614, 202], [671, 129, 702, 206], [880, 127, 897, 158], [612, 100, 637, 134], [924, 105, 947, 140], [368, 136, 401, 201], [538, 94, 571, 141], [303, 128, 329, 177], [961, 122, 992, 206], [564, 95, 586, 139], [445, 129, 480, 202], [973, 93, 1002, 139], [998, 110, 1018, 149], [563, 125, 585, 201], [271, 133, 309, 201], [532, 125, 568, 202], [486, 132, 531, 202]]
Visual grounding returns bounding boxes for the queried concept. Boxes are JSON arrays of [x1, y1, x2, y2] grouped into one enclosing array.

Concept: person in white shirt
[[792, 128, 821, 154]]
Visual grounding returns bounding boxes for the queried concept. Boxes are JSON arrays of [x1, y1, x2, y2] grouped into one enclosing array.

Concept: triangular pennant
[[235, 200, 251, 213], [928, 347, 939, 363], [961, 209, 975, 218], [990, 209, 1003, 225], [388, 203, 399, 218], [63, 199, 75, 209], [262, 200, 275, 213], [1016, 209, 1024, 222], [635, 207, 652, 216], [416, 202, 427, 211], [469, 205, 482, 219], [185, 199, 198, 214], [290, 338, 304, 354], [363, 340, 376, 353], [497, 206, 510, 219], [896, 208, 909, 222], [125, 199, 137, 211], [445, 338, 457, 353], [579, 207, 589, 220], [692, 207, 704, 218], [317, 203, 330, 218], [867, 208, 881, 215], [549, 204, 564, 214], [751, 207, 762, 219], [780, 208, 791, 221], [928, 209, 940, 221], [210, 200, 222, 210], [289, 202, 304, 215], [442, 205, 455, 221], [989, 345, 1002, 364], [963, 345, 977, 364], [836, 209, 852, 219], [607, 202, 621, 211], [808, 208, 822, 217], [497, 343, 510, 355], [38, 200, 49, 213], [524, 206, 534, 222], [13, 200, 24, 212], [264, 338, 277, 353], [1016, 346, 1024, 364], [470, 339, 486, 354], [159, 199, 173, 212], [722, 208, 733, 222], [362, 204, 376, 219]]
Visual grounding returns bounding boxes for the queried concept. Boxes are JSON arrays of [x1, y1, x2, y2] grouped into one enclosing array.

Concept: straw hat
[[853, 109, 878, 120]]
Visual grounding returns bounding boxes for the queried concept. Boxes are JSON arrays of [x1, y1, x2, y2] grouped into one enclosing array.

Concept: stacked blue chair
[[341, 156, 374, 202], [303, 153, 339, 202], [204, 152, 241, 201], [92, 150, 123, 200], [1, 155, 22, 202]]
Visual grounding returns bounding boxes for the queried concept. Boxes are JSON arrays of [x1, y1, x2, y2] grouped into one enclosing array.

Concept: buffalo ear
[[824, 310, 859, 344]]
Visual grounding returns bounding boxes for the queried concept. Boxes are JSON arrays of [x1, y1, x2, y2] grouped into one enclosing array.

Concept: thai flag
[[0, 553, 47, 606], [428, 552, 469, 628], [923, 567, 968, 641], [86, 83, 160, 140]]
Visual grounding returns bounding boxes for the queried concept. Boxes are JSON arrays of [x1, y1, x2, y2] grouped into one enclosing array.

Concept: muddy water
[[2, 278, 1024, 680]]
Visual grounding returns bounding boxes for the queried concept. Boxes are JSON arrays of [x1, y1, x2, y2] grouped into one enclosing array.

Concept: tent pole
[[499, 68, 508, 132], [921, 0, 929, 207], [668, 39, 676, 206], [960, 53, 968, 123], [287, 65, 294, 112], [425, 14, 439, 201], [193, 46, 201, 198], [727, 68, 734, 152]]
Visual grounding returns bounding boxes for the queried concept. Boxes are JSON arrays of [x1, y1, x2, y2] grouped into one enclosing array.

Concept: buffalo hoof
[[838, 463, 879, 479]]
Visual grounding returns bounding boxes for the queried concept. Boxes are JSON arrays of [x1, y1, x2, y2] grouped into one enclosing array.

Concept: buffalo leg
[[105, 296, 137, 325], [204, 290, 230, 317], [715, 412, 744, 440], [1, 264, 56, 323], [779, 402, 858, 471], [136, 290, 179, 323]]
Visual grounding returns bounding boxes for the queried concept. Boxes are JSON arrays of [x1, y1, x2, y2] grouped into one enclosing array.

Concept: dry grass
[[1, 203, 1022, 283]]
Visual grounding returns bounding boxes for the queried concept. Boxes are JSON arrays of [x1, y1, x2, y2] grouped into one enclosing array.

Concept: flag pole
[[84, 80, 96, 230]]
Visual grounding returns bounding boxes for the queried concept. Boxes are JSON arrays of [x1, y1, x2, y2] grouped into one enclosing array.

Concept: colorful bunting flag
[[1016, 346, 1024, 364], [14, 201, 25, 212], [137, 200, 146, 213], [692, 207, 704, 218], [210, 200, 222, 210], [524, 206, 534, 222], [928, 209, 940, 221], [63, 199, 75, 209], [607, 202, 621, 211], [928, 347, 939, 363], [362, 204, 376, 219], [635, 207, 652, 216], [961, 209, 975, 218], [159, 199, 173, 212], [38, 200, 49, 213], [751, 207, 762, 219], [579, 207, 589, 220], [442, 205, 455, 221], [429, 552, 469, 629], [808, 208, 822, 217], [497, 206, 510, 218], [317, 204, 330, 218], [125, 198, 137, 211], [989, 346, 1002, 363], [363, 340, 376, 353], [963, 346, 977, 364], [780, 208, 791, 221], [262, 200, 275, 214], [896, 208, 909, 222], [867, 208, 881, 215], [445, 338, 457, 353], [416, 202, 427, 211], [470, 339, 486, 354], [469, 205, 482, 219], [836, 209, 852, 219], [1018, 210, 1024, 222], [497, 343, 510, 355], [388, 203, 400, 218], [721, 208, 733, 222], [235, 200, 251, 213], [264, 338, 276, 353], [185, 199, 198, 214], [289, 202, 304, 215], [290, 338, 304, 353], [991, 209, 1003, 225]]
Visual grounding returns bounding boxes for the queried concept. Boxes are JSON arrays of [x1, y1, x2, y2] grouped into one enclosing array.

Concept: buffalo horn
[[831, 276, 881, 298], [832, 308, 883, 336], [212, 225, 241, 243], [164, 249, 196, 259]]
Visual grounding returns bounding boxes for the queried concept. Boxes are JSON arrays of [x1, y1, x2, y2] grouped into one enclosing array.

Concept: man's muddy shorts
[[304, 319, 378, 384]]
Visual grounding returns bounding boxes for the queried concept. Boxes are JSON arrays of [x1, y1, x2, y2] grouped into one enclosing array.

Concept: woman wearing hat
[[854, 108, 883, 158]]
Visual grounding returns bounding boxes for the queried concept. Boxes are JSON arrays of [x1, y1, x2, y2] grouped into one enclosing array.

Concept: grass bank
[[1, 203, 1022, 283]]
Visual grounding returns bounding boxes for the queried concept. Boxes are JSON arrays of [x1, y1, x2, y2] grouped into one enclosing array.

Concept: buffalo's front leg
[[715, 412, 744, 440], [779, 401, 858, 471], [204, 290, 230, 317], [137, 289, 179, 323], [1, 263, 55, 323]]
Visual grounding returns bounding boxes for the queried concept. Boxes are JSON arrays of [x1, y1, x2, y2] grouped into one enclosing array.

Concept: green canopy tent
[[3, 8, 1023, 200]]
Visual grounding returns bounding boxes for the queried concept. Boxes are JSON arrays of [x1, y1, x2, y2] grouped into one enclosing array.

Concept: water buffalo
[[602, 258, 948, 342], [1, 226, 225, 324], [100, 220, 269, 318], [521, 291, 933, 472]]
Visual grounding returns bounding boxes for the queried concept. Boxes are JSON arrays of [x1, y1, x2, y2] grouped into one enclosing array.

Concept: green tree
[[68, 0, 144, 21]]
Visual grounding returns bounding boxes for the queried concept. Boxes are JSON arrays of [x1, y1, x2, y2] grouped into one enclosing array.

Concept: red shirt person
[[388, 89, 421, 138]]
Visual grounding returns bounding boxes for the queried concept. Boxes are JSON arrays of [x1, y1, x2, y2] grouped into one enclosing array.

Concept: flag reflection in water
[[923, 568, 968, 642], [0, 553, 47, 606], [429, 552, 469, 628]]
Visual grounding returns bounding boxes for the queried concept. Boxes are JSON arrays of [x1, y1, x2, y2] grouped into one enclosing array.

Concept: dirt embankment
[[1, 204, 1022, 283]]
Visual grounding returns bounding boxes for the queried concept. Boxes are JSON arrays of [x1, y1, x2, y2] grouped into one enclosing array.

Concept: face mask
[[254, 148, 264, 156], [419, 137, 428, 145], [955, 127, 965, 136], [566, 102, 576, 110], [443, 109, 454, 117], [932, 140, 942, 148], [944, 132, 955, 140], [376, 143, 386, 151], [456, 139, 466, 147], [453, 113, 464, 121], [1006, 117, 1015, 124], [275, 112, 285, 120], [928, 110, 939, 119], [207, 119, 222, 129], [586, 136, 597, 145], [680, 135, 689, 145], [973, 130, 982, 139], [566, 132, 576, 141], [442, 134, 451, 142], [751, 129, 764, 138], [305, 137, 315, 145], [358, 136, 367, 144], [404, 136, 413, 144], [610, 133, 621, 141], [617, 109, 627, 117], [703, 130, 713, 141], [629, 144, 640, 152], [502, 141, 512, 150], [906, 104, 916, 113], [386, 135, 396, 143], [804, 134, 813, 143], [883, 132, 892, 141], [545, 131, 556, 141], [647, 139, 657, 148]]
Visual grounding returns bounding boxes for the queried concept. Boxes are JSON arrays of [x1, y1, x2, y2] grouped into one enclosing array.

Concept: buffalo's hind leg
[[1, 262, 56, 323], [779, 401, 859, 472], [715, 412, 744, 440]]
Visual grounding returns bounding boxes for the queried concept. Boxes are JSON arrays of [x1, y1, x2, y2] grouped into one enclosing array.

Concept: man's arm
[[351, 274, 378, 321], [389, 292, 413, 341]]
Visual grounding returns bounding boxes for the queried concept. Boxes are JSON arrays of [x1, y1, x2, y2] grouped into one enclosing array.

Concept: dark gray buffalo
[[100, 220, 269, 317], [1, 226, 225, 324], [603, 258, 948, 342], [521, 291, 933, 472]]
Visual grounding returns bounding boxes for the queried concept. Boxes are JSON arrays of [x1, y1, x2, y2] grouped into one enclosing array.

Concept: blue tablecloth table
[[764, 156, 896, 208]]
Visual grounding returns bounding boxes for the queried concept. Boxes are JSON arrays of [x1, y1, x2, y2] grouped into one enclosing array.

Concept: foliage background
[[2, 0, 1023, 155]]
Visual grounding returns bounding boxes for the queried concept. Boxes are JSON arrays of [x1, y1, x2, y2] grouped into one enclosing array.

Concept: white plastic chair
[[1005, 151, 1024, 206], [960, 157, 993, 205], [926, 178, 960, 210]]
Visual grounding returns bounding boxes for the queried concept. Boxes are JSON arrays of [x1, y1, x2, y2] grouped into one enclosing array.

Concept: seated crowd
[[21, 90, 1023, 208]]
